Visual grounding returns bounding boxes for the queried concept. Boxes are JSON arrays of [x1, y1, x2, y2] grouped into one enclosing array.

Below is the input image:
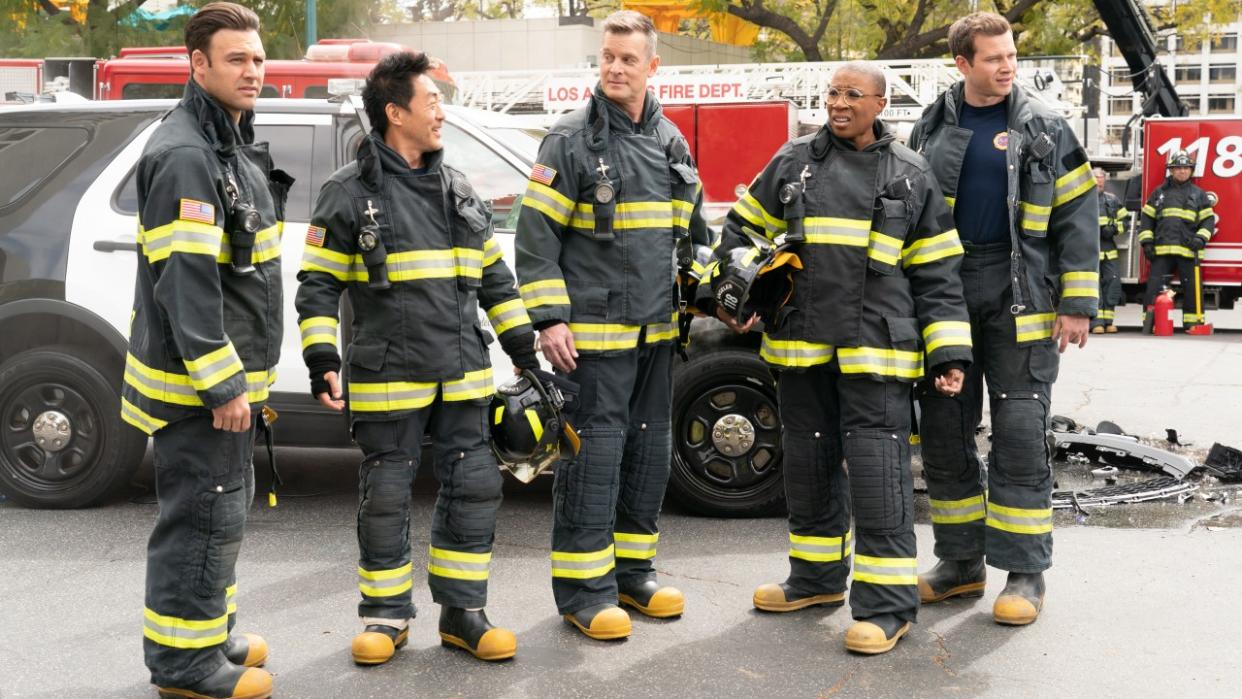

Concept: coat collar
[[178, 78, 254, 157]]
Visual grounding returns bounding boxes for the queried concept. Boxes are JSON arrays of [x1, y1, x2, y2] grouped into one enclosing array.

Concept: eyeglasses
[[825, 87, 884, 105]]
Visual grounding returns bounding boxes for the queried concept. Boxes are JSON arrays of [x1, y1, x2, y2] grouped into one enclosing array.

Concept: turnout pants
[[1093, 256, 1120, 328], [352, 394, 503, 622], [778, 366, 918, 622], [917, 243, 1056, 574], [551, 340, 674, 615], [144, 415, 256, 687], [1143, 253, 1206, 328]]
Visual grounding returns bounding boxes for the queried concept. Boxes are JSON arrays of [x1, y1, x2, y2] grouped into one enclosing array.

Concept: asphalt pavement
[[2, 304, 1241, 698]]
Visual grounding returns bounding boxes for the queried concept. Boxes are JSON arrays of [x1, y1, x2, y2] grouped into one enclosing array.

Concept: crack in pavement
[[818, 668, 856, 697], [931, 631, 958, 677]]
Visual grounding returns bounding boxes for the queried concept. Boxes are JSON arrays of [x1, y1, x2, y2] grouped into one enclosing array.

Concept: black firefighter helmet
[[490, 369, 580, 484], [678, 243, 717, 314], [1167, 149, 1195, 170], [712, 230, 802, 325]]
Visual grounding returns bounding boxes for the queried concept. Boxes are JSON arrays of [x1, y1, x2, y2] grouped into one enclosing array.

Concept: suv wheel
[[0, 347, 146, 508], [668, 349, 785, 517]]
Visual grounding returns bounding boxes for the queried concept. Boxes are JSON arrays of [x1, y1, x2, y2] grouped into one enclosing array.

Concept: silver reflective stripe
[[523, 286, 566, 301], [370, 386, 437, 403], [389, 256, 455, 274], [930, 500, 986, 521], [1055, 167, 1092, 199], [428, 557, 489, 574], [869, 236, 902, 259], [550, 557, 612, 572], [837, 352, 920, 372], [359, 573, 412, 593], [853, 559, 917, 581], [924, 326, 970, 346], [143, 229, 221, 257], [805, 221, 869, 244], [303, 249, 353, 274], [1062, 278, 1096, 292], [187, 353, 239, 387], [523, 185, 572, 218], [143, 616, 227, 642], [760, 342, 834, 362], [988, 510, 1052, 528], [489, 304, 526, 327], [614, 540, 657, 557], [572, 328, 640, 345], [125, 366, 198, 399], [444, 375, 491, 394]]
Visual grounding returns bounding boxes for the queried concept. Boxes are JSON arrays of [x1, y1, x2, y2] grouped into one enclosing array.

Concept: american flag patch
[[529, 163, 558, 186], [305, 225, 327, 247], [179, 198, 215, 224]]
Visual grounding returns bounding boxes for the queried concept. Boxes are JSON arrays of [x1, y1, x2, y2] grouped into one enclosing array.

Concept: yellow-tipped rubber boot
[[844, 613, 911, 655], [618, 579, 685, 618], [351, 623, 409, 665], [156, 661, 272, 699], [564, 603, 632, 640], [993, 572, 1045, 626], [918, 557, 986, 604], [752, 582, 845, 613], [223, 632, 268, 668], [438, 607, 517, 661]]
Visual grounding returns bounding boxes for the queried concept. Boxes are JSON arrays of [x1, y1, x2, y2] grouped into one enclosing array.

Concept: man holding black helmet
[[296, 50, 538, 665]]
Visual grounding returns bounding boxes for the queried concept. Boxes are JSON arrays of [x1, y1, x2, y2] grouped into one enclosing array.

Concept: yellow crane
[[622, 1, 760, 46]]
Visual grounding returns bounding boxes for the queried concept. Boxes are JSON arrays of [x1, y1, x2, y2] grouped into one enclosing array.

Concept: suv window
[[440, 122, 527, 222], [0, 126, 89, 211], [121, 83, 184, 99], [114, 125, 316, 221]]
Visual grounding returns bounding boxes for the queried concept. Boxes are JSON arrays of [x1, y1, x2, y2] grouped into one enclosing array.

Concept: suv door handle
[[94, 240, 138, 253]]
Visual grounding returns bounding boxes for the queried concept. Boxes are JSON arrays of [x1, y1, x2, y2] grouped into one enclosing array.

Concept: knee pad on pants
[[917, 389, 975, 483], [359, 458, 414, 559], [437, 448, 503, 542], [192, 479, 247, 599], [556, 428, 623, 529], [844, 429, 908, 532], [990, 394, 1051, 487], [618, 422, 671, 518], [782, 430, 835, 521]]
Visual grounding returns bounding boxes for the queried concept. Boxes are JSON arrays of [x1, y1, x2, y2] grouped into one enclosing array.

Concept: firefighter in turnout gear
[[1138, 150, 1216, 331], [907, 13, 1098, 627], [515, 11, 711, 641], [127, 5, 285, 698], [707, 62, 971, 655], [295, 52, 536, 664], [1092, 168, 1128, 333]]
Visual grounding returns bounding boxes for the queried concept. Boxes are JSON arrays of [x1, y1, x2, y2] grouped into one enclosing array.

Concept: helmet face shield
[[489, 370, 580, 484]]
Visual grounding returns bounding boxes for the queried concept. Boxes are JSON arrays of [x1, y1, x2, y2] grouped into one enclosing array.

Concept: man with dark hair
[[515, 9, 710, 641], [126, 3, 287, 698], [710, 62, 971, 655], [296, 50, 536, 665], [908, 11, 1098, 626]]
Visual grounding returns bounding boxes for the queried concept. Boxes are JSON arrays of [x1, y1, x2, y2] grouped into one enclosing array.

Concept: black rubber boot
[[993, 571, 1046, 626], [351, 624, 409, 666], [223, 632, 267, 668], [618, 579, 685, 618], [156, 660, 272, 699], [438, 607, 516, 661], [918, 557, 986, 603], [564, 602, 631, 641], [844, 613, 912, 655], [752, 581, 845, 612]]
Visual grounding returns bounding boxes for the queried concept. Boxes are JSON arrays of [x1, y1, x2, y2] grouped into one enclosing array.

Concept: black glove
[[1142, 242, 1155, 261], [500, 330, 540, 371], [306, 352, 341, 400], [933, 360, 967, 378], [1189, 236, 1206, 252]]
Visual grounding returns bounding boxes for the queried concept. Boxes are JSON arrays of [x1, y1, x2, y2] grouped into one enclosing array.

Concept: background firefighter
[[1138, 149, 1217, 331], [515, 10, 712, 641], [707, 61, 971, 655], [1092, 168, 1128, 333], [295, 51, 538, 665]]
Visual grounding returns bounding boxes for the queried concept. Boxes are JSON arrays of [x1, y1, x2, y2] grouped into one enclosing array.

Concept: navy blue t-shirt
[[955, 101, 1010, 245]]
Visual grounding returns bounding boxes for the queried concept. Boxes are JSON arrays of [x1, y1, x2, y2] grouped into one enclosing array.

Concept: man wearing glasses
[[707, 62, 971, 654]]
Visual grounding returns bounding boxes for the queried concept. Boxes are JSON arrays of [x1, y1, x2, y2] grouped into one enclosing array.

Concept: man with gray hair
[[516, 9, 712, 641]]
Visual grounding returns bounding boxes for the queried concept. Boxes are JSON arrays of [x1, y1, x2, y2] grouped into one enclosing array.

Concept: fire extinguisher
[[1153, 287, 1175, 336]]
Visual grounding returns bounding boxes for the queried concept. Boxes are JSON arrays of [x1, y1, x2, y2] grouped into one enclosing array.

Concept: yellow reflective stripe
[[387, 248, 480, 281], [672, 199, 694, 229], [922, 321, 973, 354], [486, 298, 531, 336], [1021, 202, 1052, 233], [225, 584, 237, 615], [442, 368, 495, 401], [483, 237, 504, 266], [1155, 245, 1196, 258], [788, 531, 851, 562], [732, 191, 786, 236], [804, 217, 870, 246], [1198, 207, 1215, 222], [183, 342, 244, 393], [299, 316, 339, 350], [1015, 313, 1056, 343], [358, 563, 414, 597], [1141, 204, 1157, 217], [836, 347, 923, 379], [929, 494, 986, 524], [523, 181, 573, 225], [126, 354, 274, 406], [217, 223, 283, 265], [525, 408, 544, 442], [945, 195, 956, 210], [644, 312, 679, 344], [986, 502, 1053, 535], [868, 231, 903, 265], [614, 531, 659, 560], [139, 220, 225, 262], [902, 230, 963, 266], [120, 397, 167, 435], [568, 322, 642, 351], [1195, 228, 1212, 241], [1098, 216, 1112, 226], [550, 545, 615, 579], [569, 201, 677, 230], [348, 380, 438, 412], [1061, 270, 1100, 298], [1053, 162, 1093, 207], [520, 279, 570, 308], [852, 555, 918, 586], [1098, 309, 1116, 320], [1099, 249, 1119, 261], [143, 607, 230, 649], [428, 546, 491, 581], [300, 245, 364, 282], [1137, 230, 1154, 242], [759, 335, 834, 368], [493, 405, 504, 425], [1157, 207, 1196, 221]]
